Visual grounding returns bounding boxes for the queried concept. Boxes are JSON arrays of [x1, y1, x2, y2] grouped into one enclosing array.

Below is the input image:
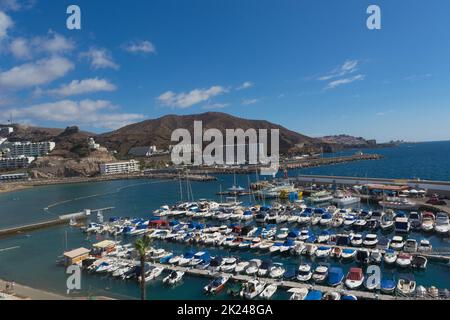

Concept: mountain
[[97, 112, 319, 155]]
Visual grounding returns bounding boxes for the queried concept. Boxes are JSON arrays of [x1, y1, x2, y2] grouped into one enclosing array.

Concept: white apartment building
[[4, 141, 56, 157], [0, 156, 35, 170], [99, 160, 140, 175]]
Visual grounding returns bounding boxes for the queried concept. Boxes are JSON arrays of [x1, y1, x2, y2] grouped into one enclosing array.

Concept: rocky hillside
[[97, 112, 319, 155]]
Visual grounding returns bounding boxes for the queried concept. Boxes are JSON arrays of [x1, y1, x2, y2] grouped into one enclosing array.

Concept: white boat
[[421, 212, 435, 232], [309, 191, 333, 204], [379, 197, 417, 210], [312, 265, 329, 283], [351, 234, 363, 247], [363, 234, 378, 247], [143, 266, 164, 282], [323, 291, 341, 300], [276, 228, 289, 240], [288, 288, 309, 300], [315, 246, 332, 258], [259, 284, 277, 300], [245, 259, 262, 276], [390, 236, 405, 251], [269, 263, 286, 278], [220, 258, 237, 273], [403, 239, 418, 253], [333, 192, 361, 206], [396, 276, 416, 296], [297, 264, 312, 282], [163, 271, 184, 286], [383, 249, 397, 265], [396, 253, 412, 268], [434, 212, 450, 234], [345, 268, 364, 289], [418, 239, 433, 253], [235, 261, 250, 274], [240, 280, 266, 299]]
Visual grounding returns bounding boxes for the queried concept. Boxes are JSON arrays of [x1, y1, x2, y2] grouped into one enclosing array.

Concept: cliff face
[[97, 112, 319, 155]]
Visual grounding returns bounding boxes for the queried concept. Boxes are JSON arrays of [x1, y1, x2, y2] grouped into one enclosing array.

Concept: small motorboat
[[163, 271, 184, 286], [383, 249, 397, 265], [319, 213, 333, 226], [178, 251, 196, 266], [259, 284, 277, 300], [341, 248, 357, 260], [380, 278, 396, 294], [288, 288, 308, 300], [345, 268, 364, 289], [312, 265, 329, 283], [317, 231, 331, 244], [276, 228, 289, 240], [421, 212, 435, 232], [220, 257, 237, 273], [283, 266, 297, 281], [396, 253, 412, 268], [327, 267, 344, 287], [297, 264, 313, 282], [323, 291, 341, 300], [341, 295, 358, 301], [351, 234, 363, 247], [418, 239, 433, 253], [434, 212, 450, 234], [245, 259, 262, 276], [235, 261, 250, 274], [363, 234, 378, 248], [204, 276, 230, 295], [143, 266, 164, 282], [315, 246, 332, 259], [396, 275, 416, 296], [257, 260, 273, 277], [403, 239, 418, 253], [390, 236, 405, 251], [411, 255, 428, 269], [240, 279, 266, 299], [331, 247, 342, 259], [269, 263, 286, 279], [370, 249, 382, 264], [355, 249, 370, 265]]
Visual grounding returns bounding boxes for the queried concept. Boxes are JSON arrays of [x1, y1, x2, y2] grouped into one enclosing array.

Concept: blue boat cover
[[328, 267, 344, 286], [304, 290, 322, 300]]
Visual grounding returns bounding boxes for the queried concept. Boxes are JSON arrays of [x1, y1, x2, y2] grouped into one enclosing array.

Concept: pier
[[0, 207, 113, 239]]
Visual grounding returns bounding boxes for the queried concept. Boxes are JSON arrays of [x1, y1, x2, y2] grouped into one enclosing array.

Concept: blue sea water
[[0, 141, 449, 300]]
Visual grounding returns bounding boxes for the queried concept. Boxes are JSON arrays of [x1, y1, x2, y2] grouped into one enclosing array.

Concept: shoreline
[[0, 279, 70, 300]]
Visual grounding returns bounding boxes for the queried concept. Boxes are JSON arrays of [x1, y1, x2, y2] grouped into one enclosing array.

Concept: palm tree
[[135, 235, 151, 300]]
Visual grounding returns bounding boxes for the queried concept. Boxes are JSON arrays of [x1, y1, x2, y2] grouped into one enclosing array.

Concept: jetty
[[0, 207, 113, 239]]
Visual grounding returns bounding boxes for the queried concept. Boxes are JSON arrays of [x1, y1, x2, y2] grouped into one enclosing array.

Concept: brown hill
[[97, 112, 319, 155]]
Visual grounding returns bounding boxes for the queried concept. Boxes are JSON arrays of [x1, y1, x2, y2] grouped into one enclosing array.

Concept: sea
[[0, 141, 449, 300]]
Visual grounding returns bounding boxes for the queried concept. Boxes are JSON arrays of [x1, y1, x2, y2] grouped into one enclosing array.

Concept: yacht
[[332, 192, 360, 206], [308, 191, 333, 204], [240, 280, 266, 299]]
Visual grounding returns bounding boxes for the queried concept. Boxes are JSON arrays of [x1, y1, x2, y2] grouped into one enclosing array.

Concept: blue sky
[[1, 0, 450, 142]]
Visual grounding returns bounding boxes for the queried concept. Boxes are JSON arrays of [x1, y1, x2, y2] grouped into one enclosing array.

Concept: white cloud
[[6, 99, 144, 129], [326, 74, 365, 89], [326, 75, 364, 89], [123, 40, 156, 54], [0, 10, 12, 40], [45, 78, 117, 97], [81, 48, 119, 70], [0, 56, 74, 90], [241, 98, 259, 106], [9, 32, 74, 59], [236, 81, 254, 90], [0, 0, 34, 11], [202, 102, 229, 110], [157, 86, 228, 108], [318, 59, 359, 81]]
